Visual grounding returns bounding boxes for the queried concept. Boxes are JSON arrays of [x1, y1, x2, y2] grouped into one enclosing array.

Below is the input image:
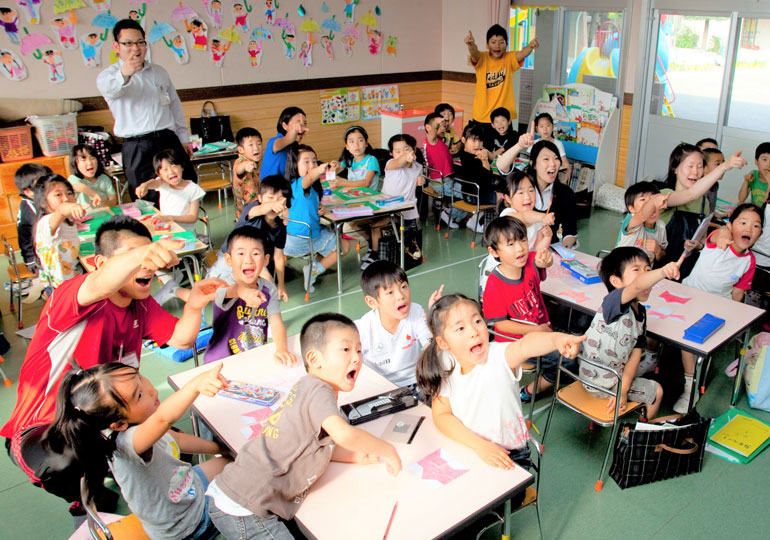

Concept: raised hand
[[428, 284, 444, 309], [464, 30, 475, 47], [661, 261, 680, 281], [193, 362, 228, 397], [556, 333, 587, 359], [534, 248, 553, 268], [725, 150, 747, 170], [187, 278, 229, 310], [138, 239, 184, 272]]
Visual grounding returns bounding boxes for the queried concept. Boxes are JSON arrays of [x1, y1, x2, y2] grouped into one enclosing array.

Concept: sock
[[313, 261, 326, 275]]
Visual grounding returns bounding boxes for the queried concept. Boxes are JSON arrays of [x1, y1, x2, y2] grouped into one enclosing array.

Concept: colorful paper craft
[[334, 186, 378, 199], [220, 381, 280, 406], [648, 305, 686, 321], [408, 449, 469, 489], [659, 290, 691, 304], [557, 289, 591, 303]]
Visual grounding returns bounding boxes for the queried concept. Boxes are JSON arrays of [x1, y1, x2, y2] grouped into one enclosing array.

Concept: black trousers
[[121, 129, 197, 204]]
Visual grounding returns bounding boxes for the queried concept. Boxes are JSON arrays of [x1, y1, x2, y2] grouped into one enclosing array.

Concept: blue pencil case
[[683, 314, 725, 344], [560, 259, 601, 284]]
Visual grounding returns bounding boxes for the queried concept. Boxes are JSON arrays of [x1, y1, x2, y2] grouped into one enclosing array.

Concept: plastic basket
[[0, 125, 34, 162], [26, 112, 78, 157]]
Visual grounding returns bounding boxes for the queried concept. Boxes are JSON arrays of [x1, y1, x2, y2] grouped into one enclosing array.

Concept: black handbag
[[189, 100, 234, 144], [609, 410, 710, 489], [378, 225, 423, 271]]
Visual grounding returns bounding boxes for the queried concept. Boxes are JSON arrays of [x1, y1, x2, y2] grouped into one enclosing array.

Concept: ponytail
[[42, 363, 135, 503]]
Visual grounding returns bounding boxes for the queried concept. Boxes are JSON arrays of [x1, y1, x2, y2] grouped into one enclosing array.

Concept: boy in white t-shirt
[[616, 181, 669, 263], [676, 202, 762, 413], [355, 260, 443, 391], [135, 149, 206, 233]]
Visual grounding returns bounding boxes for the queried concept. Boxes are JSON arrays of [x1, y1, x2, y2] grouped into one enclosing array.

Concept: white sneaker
[[673, 375, 697, 414], [302, 264, 316, 293], [467, 213, 479, 230], [440, 210, 460, 229], [153, 279, 180, 305]]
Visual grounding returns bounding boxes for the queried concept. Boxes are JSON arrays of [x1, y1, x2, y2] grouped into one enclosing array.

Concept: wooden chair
[[444, 176, 496, 248], [420, 165, 445, 229], [2, 235, 35, 329], [541, 354, 644, 492], [196, 160, 232, 210], [80, 478, 150, 540]]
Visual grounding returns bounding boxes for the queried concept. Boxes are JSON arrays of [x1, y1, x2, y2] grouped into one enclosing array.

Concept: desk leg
[[502, 498, 511, 540], [690, 355, 705, 411], [400, 213, 405, 270], [336, 222, 343, 295], [731, 331, 752, 406]]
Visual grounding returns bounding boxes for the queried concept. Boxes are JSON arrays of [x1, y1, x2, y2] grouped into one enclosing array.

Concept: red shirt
[[1, 274, 178, 438], [423, 138, 454, 179], [483, 252, 549, 341]]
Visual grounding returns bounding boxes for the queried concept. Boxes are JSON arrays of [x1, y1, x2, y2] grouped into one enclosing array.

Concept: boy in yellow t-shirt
[[464, 24, 538, 125]]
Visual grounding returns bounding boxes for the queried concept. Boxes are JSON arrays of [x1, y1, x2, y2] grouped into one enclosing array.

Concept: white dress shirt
[[96, 61, 189, 143]]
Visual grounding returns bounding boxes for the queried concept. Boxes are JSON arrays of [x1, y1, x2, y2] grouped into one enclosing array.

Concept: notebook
[[710, 413, 770, 458]]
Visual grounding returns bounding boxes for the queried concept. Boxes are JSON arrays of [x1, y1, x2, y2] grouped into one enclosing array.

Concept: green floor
[[1, 196, 769, 540]]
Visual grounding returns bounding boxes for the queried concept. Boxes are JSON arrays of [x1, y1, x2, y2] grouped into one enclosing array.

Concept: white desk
[[541, 251, 764, 406], [168, 337, 533, 540]]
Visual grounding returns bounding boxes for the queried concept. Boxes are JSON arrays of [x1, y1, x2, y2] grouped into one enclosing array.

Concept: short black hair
[[695, 138, 719, 149], [756, 142, 770, 160], [490, 107, 510, 122], [33, 174, 73, 215], [14, 162, 52, 193], [598, 246, 650, 291], [486, 24, 508, 44], [535, 113, 554, 126], [300, 313, 358, 369], [152, 148, 185, 173], [624, 181, 660, 211], [225, 225, 271, 255], [95, 215, 152, 257], [236, 127, 262, 147], [730, 202, 764, 226], [276, 106, 305, 135], [387, 133, 416, 153], [112, 18, 144, 42], [702, 147, 724, 161], [259, 174, 291, 208], [462, 123, 485, 141], [483, 216, 528, 260], [360, 260, 408, 299], [69, 144, 105, 180], [434, 103, 455, 118], [424, 112, 443, 127]]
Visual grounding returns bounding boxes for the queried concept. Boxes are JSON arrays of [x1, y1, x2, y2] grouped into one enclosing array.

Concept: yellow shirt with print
[[472, 51, 521, 123]]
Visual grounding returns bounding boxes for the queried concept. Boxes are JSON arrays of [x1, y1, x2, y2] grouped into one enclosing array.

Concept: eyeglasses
[[118, 40, 147, 48]]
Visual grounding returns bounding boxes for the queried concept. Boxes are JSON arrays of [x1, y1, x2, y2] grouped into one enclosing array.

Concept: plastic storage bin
[[26, 112, 78, 157], [0, 125, 34, 162]]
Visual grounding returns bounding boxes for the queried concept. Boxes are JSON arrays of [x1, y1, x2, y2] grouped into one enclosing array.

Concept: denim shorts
[[184, 465, 219, 540], [284, 226, 336, 258], [207, 497, 294, 540]]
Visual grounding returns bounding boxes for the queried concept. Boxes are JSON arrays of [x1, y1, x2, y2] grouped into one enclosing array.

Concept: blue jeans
[[537, 350, 577, 385], [184, 466, 219, 540], [441, 179, 468, 221], [207, 498, 294, 540]]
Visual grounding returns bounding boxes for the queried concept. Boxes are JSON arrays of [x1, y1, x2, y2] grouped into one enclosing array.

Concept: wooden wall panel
[[615, 102, 633, 187]]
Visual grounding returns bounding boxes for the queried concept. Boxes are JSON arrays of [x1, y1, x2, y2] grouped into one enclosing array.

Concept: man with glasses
[[97, 19, 196, 203]]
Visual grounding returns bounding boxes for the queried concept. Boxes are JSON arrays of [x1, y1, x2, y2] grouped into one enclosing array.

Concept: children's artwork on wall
[[201, 0, 222, 28], [347, 88, 360, 121], [211, 27, 237, 66], [385, 34, 397, 56], [264, 0, 274, 25], [275, 14, 295, 59], [50, 11, 78, 50], [15, 0, 41, 24], [341, 22, 358, 57], [320, 14, 339, 61], [343, 0, 358, 22], [232, 0, 252, 33], [320, 88, 347, 125], [246, 38, 262, 66], [176, 3, 208, 52], [358, 10, 381, 55], [361, 85, 399, 120], [41, 48, 66, 82], [0, 7, 21, 44], [321, 1, 328, 13], [298, 17, 319, 68], [0, 48, 27, 80], [127, 2, 146, 29], [91, 11, 118, 40], [80, 31, 103, 67], [149, 21, 188, 65], [85, 0, 111, 13]]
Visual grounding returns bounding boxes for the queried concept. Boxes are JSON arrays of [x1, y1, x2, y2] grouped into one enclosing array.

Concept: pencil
[[383, 501, 398, 540]]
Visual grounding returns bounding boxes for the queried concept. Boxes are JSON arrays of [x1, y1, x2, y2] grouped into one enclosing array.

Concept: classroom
[[1, 0, 770, 539]]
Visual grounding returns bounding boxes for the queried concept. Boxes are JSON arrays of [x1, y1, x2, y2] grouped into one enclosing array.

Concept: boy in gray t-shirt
[[206, 313, 402, 539], [579, 247, 679, 420]]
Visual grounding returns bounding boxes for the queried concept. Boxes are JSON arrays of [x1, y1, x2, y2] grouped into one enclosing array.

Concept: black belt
[[122, 128, 174, 142]]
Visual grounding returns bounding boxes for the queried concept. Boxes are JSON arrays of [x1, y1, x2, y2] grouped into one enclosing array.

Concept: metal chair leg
[[596, 419, 621, 492]]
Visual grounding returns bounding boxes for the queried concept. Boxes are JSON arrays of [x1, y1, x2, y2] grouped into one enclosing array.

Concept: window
[[560, 11, 623, 92], [727, 18, 770, 132], [650, 14, 730, 123]]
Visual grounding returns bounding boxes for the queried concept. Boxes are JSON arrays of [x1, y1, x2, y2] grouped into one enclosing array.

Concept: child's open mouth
[[397, 303, 408, 314], [346, 368, 359, 382], [136, 277, 151, 286], [242, 268, 255, 277], [470, 343, 484, 356]]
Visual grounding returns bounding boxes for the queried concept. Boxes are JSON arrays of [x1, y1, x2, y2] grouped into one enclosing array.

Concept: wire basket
[[26, 112, 78, 157], [0, 125, 34, 162]]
